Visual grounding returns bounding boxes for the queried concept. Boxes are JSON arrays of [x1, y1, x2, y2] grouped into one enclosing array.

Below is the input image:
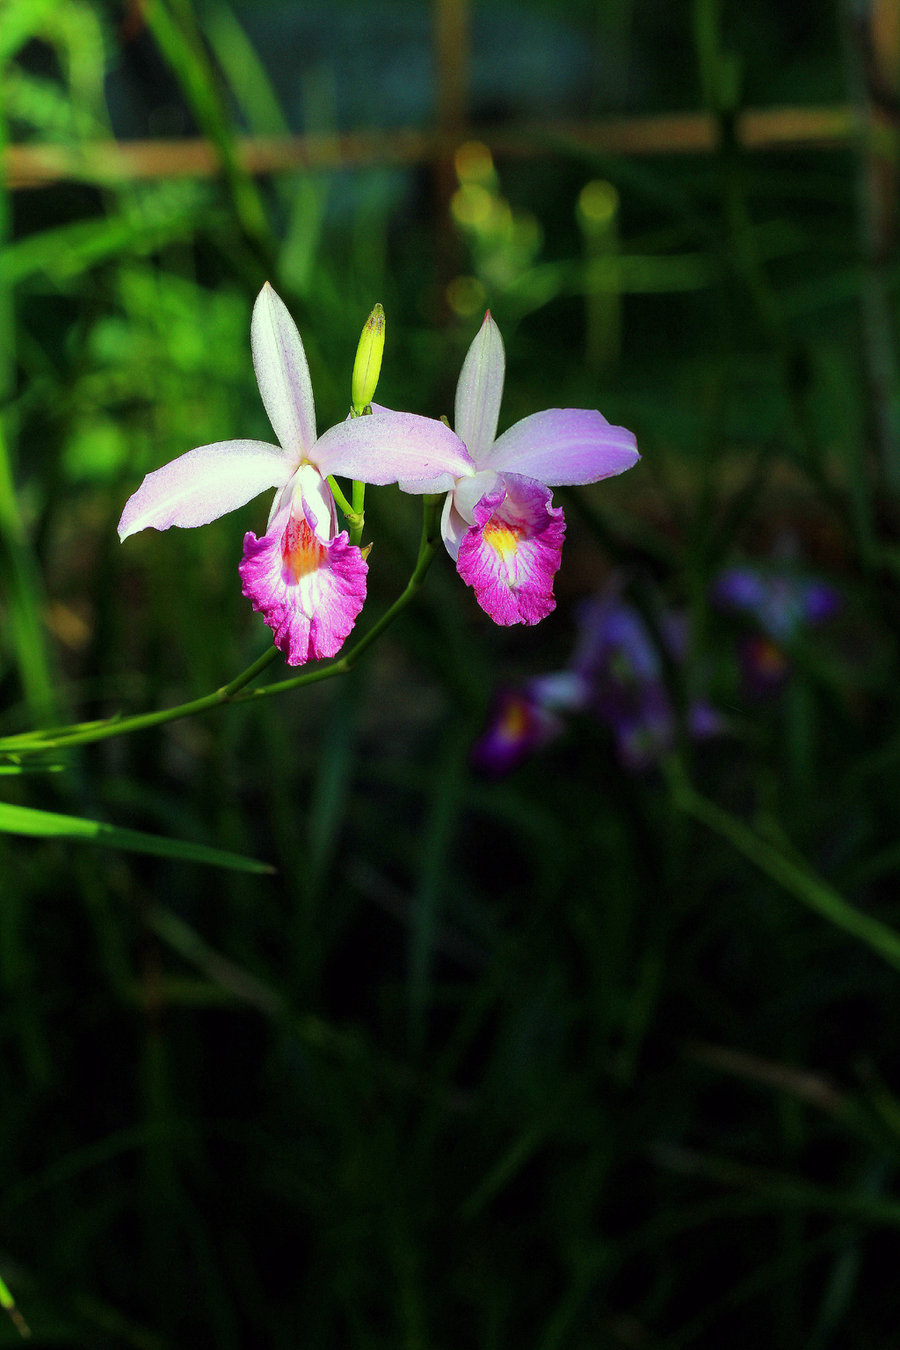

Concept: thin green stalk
[[0, 497, 445, 755], [0, 87, 58, 722], [350, 479, 366, 547], [0, 647, 280, 754], [0, 1270, 29, 1340], [326, 474, 364, 534], [145, 0, 272, 269], [666, 760, 900, 976], [219, 644, 281, 696], [0, 420, 58, 721]]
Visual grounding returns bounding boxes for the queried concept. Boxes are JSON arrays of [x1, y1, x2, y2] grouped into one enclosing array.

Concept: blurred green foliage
[[2, 0, 900, 1346]]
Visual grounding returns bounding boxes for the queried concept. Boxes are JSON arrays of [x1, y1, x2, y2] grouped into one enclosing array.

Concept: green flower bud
[[351, 303, 385, 414]]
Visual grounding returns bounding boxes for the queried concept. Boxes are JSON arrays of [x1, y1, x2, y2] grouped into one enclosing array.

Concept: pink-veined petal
[[251, 282, 317, 459], [315, 410, 475, 491], [485, 408, 639, 485], [454, 311, 505, 463], [118, 440, 292, 540], [238, 493, 367, 666], [456, 473, 566, 626]]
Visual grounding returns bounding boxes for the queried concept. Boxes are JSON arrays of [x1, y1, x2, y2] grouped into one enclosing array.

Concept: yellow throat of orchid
[[482, 515, 523, 563], [282, 515, 326, 583]]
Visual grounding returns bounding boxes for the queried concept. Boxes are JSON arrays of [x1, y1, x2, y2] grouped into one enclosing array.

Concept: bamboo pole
[[2, 106, 862, 191]]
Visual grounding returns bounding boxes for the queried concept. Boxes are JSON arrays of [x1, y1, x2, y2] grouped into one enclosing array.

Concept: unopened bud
[[351, 303, 385, 413]]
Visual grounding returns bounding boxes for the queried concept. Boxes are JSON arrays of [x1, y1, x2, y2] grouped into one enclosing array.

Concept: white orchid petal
[[485, 408, 639, 484], [251, 282, 317, 458], [315, 410, 475, 492], [454, 311, 505, 463], [452, 469, 501, 524], [118, 441, 291, 539], [440, 492, 469, 562]]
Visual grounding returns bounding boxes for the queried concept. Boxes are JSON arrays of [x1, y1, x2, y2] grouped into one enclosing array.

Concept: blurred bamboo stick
[[847, 0, 900, 493], [433, 0, 471, 301], [3, 106, 861, 190]]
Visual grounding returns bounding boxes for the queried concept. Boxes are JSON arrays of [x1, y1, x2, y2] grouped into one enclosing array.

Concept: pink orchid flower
[[118, 283, 474, 665], [432, 312, 640, 625]]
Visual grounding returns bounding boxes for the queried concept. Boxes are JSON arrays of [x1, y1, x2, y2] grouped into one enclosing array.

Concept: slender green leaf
[[0, 1269, 29, 1339], [0, 763, 63, 775], [668, 765, 900, 974], [0, 801, 275, 873], [0, 194, 219, 287]]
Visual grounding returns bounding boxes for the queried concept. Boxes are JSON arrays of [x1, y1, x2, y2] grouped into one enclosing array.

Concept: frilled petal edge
[[118, 440, 293, 540], [485, 408, 639, 485], [238, 498, 367, 665], [456, 472, 566, 626]]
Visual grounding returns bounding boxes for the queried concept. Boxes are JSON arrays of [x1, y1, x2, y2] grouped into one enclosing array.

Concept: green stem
[[0, 497, 444, 756], [220, 644, 280, 696], [666, 759, 900, 976], [146, 0, 272, 264], [0, 1269, 29, 1339], [350, 479, 366, 547], [0, 88, 59, 723], [326, 475, 363, 536], [326, 475, 354, 517]]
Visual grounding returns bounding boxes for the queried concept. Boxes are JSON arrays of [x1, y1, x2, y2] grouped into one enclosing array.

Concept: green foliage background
[[2, 1, 900, 1346]]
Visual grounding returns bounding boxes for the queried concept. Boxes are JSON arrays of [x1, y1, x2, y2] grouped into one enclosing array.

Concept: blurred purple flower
[[471, 671, 589, 776], [573, 596, 720, 770], [713, 564, 840, 695], [472, 593, 721, 776], [713, 567, 840, 642]]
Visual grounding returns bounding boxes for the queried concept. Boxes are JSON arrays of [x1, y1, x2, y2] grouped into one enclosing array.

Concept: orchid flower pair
[[119, 284, 639, 665]]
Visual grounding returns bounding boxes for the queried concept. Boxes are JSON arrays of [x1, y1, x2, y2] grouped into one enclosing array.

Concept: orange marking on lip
[[282, 516, 326, 583], [483, 515, 523, 562]]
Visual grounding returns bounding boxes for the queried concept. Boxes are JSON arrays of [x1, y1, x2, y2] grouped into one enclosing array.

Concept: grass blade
[[668, 764, 900, 975], [0, 801, 275, 873]]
